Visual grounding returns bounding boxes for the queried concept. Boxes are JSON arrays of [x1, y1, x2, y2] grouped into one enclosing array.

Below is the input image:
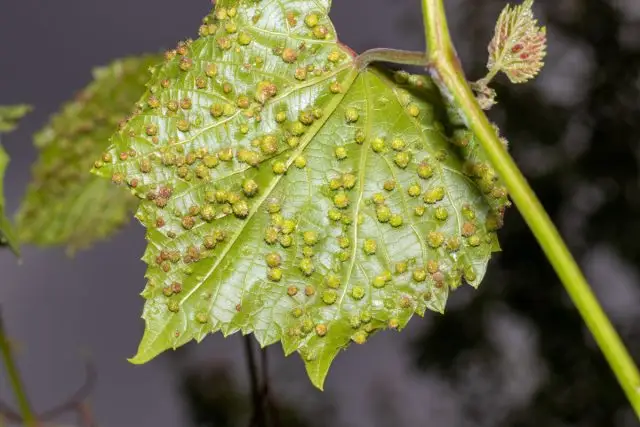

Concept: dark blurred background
[[1, 0, 639, 426]]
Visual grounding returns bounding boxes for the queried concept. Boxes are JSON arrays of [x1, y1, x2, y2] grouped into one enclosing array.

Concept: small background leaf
[[0, 104, 31, 255], [93, 0, 504, 389], [16, 55, 161, 254]]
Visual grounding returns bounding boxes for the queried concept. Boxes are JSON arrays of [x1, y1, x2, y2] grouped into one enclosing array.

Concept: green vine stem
[[0, 308, 37, 426], [420, 0, 640, 417]]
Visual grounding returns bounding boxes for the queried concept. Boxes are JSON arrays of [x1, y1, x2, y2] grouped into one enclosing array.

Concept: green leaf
[[93, 0, 504, 389], [0, 105, 32, 133], [0, 104, 31, 255], [16, 55, 161, 254]]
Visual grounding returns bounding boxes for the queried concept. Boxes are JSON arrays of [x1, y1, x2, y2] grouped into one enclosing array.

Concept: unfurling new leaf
[[93, 0, 507, 389], [487, 0, 546, 84], [0, 105, 31, 255], [17, 56, 160, 254]]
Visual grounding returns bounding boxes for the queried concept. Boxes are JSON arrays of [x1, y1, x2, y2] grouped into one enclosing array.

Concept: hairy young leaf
[[17, 56, 160, 254], [487, 0, 547, 84], [0, 105, 31, 255], [93, 0, 504, 389]]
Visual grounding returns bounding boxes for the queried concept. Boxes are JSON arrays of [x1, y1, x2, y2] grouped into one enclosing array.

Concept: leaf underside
[[0, 104, 32, 255], [17, 56, 160, 254], [93, 0, 507, 389]]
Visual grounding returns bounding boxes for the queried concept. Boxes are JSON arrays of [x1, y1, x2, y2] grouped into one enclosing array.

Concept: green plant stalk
[[0, 310, 37, 426], [420, 0, 640, 417]]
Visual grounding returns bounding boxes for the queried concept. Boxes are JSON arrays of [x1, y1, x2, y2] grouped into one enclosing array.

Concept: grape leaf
[[17, 56, 160, 254], [93, 0, 506, 389], [0, 104, 32, 255]]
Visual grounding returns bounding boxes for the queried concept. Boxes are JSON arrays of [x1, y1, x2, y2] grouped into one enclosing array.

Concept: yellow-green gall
[[351, 286, 365, 300], [424, 187, 445, 204], [291, 307, 303, 318], [413, 268, 427, 282], [242, 179, 259, 197], [467, 235, 481, 247], [349, 315, 361, 329], [196, 313, 208, 324], [376, 205, 391, 223], [265, 252, 281, 268], [388, 318, 400, 329], [324, 209, 340, 223], [260, 135, 278, 154], [329, 178, 342, 191], [408, 184, 422, 197], [372, 275, 385, 289], [463, 266, 477, 282], [446, 236, 461, 252], [390, 214, 403, 228], [304, 13, 319, 28], [218, 148, 234, 162], [279, 234, 293, 248], [394, 152, 410, 168], [290, 121, 306, 136], [345, 107, 359, 123], [236, 95, 250, 109], [352, 331, 367, 344], [302, 246, 314, 258], [294, 67, 307, 81], [177, 119, 191, 132], [281, 219, 296, 234], [372, 193, 386, 205], [326, 275, 341, 289], [333, 192, 349, 209], [337, 235, 351, 249], [312, 25, 329, 39], [299, 110, 314, 125], [299, 258, 314, 276], [303, 231, 318, 246], [372, 138, 386, 153], [327, 49, 341, 62], [322, 290, 337, 305], [395, 261, 408, 274], [167, 300, 180, 313], [342, 173, 356, 189], [407, 103, 420, 117], [275, 111, 287, 124], [330, 81, 342, 94], [210, 103, 224, 118], [237, 31, 252, 45], [268, 268, 282, 282], [434, 207, 448, 221], [334, 146, 347, 160], [272, 161, 287, 175], [201, 205, 216, 222], [294, 156, 307, 168], [391, 138, 406, 151], [206, 63, 218, 77], [427, 231, 444, 248], [233, 200, 249, 218], [363, 239, 377, 255]]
